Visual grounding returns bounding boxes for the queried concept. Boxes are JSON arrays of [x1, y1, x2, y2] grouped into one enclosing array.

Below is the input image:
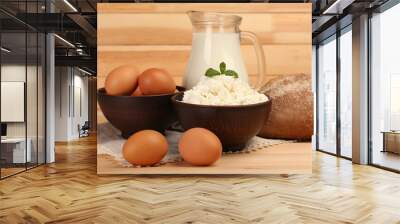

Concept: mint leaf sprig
[[205, 62, 238, 79]]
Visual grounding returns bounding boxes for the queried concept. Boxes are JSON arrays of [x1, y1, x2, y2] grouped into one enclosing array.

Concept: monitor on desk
[[1, 123, 7, 138]]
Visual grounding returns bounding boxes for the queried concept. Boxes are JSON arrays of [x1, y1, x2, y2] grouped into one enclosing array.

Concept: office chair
[[78, 121, 90, 138]]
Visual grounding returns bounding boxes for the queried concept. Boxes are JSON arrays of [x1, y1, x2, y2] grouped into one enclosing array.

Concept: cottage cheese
[[182, 75, 269, 106]]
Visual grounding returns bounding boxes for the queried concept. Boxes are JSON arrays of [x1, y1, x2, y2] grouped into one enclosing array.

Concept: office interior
[[0, 0, 399, 222]]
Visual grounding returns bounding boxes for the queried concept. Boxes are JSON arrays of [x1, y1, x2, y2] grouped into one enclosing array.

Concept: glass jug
[[183, 11, 266, 89]]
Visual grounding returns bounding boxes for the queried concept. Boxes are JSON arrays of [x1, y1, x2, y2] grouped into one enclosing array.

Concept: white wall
[[54, 67, 89, 141], [1, 82, 25, 122], [1, 65, 37, 138], [55, 67, 70, 141], [77, 73, 89, 138], [1, 65, 25, 137]]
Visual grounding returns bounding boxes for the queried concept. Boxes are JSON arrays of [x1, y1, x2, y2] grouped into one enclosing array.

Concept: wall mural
[[96, 3, 313, 175]]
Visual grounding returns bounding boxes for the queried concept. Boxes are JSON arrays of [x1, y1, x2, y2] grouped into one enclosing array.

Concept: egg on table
[[105, 65, 140, 96], [138, 68, 176, 95], [122, 130, 168, 166], [178, 128, 222, 166]]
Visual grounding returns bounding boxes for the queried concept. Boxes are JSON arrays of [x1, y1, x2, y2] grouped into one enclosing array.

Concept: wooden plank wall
[[97, 3, 312, 90]]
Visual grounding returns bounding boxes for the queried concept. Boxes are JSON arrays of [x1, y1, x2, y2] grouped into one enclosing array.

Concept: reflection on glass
[[318, 36, 337, 154], [371, 3, 400, 171], [340, 28, 352, 158], [1, 31, 28, 177]]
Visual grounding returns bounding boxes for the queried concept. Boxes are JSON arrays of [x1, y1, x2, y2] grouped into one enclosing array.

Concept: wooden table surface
[[98, 142, 312, 175]]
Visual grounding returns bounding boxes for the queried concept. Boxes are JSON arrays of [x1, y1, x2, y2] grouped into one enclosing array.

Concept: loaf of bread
[[259, 74, 313, 140]]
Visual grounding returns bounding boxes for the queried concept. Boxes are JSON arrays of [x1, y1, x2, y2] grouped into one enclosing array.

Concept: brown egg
[[105, 65, 140, 96], [138, 68, 176, 95], [131, 86, 143, 96], [122, 130, 168, 166], [178, 128, 222, 166]]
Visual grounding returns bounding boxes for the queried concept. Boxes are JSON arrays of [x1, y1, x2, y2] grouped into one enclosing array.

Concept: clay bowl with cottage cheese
[[171, 92, 271, 152]]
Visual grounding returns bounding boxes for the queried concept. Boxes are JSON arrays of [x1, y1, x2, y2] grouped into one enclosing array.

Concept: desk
[[382, 131, 400, 154], [1, 138, 31, 163]]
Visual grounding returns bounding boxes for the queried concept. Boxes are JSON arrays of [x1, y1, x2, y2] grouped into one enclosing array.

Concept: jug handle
[[240, 31, 266, 90]]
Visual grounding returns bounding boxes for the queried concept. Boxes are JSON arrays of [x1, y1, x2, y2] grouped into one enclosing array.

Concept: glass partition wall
[[316, 26, 352, 159], [370, 2, 400, 171], [0, 2, 46, 179], [0, 30, 27, 177]]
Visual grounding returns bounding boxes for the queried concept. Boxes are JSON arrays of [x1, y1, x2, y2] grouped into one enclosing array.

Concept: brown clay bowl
[[98, 88, 182, 138], [172, 92, 272, 152]]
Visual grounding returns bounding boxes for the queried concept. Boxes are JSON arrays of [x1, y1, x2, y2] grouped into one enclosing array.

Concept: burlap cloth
[[98, 122, 291, 168]]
